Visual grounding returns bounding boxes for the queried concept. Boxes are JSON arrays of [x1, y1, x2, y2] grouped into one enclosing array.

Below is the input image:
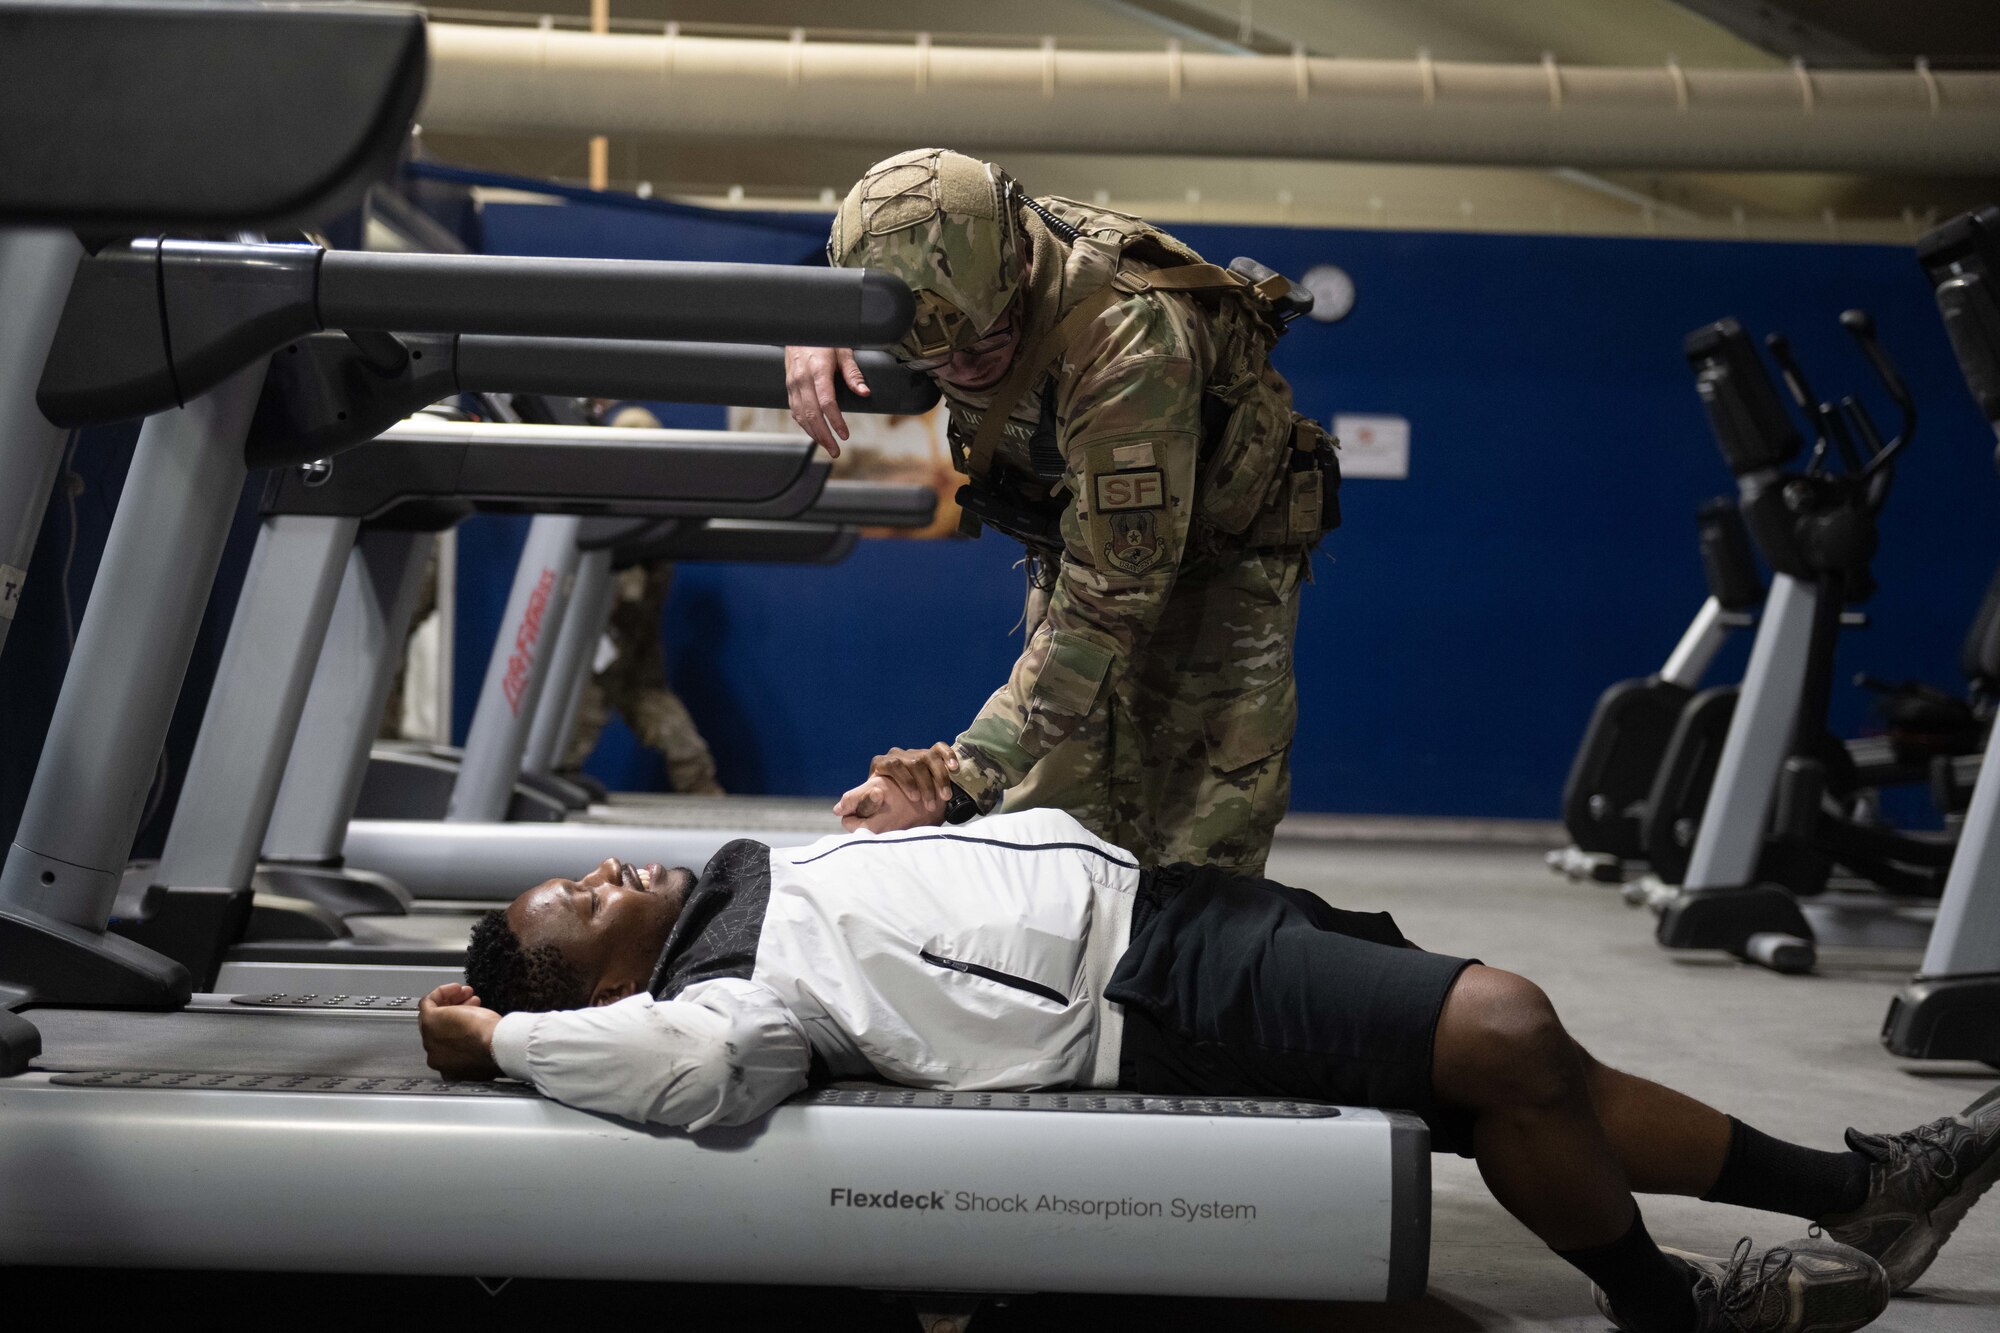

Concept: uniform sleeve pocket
[[1029, 631, 1115, 719], [1204, 685, 1298, 775]]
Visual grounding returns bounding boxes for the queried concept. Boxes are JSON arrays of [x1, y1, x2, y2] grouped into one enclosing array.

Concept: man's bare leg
[[1579, 1049, 1732, 1196], [1431, 965, 1649, 1250], [1429, 965, 1881, 1333]]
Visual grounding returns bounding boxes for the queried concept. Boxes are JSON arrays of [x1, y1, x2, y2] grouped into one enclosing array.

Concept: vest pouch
[[1196, 368, 1294, 535], [1247, 416, 1341, 548]]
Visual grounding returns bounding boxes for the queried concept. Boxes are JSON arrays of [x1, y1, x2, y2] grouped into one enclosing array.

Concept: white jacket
[[491, 808, 1143, 1130]]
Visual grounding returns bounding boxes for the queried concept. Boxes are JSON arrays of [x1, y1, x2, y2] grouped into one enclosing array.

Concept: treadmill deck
[[2, 1001, 1428, 1301]]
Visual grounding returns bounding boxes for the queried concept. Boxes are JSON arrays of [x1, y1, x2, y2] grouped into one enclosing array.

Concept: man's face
[[505, 857, 691, 971], [931, 317, 1021, 393]]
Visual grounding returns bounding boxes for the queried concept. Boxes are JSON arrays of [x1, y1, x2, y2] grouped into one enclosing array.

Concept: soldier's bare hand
[[868, 742, 959, 813], [833, 774, 941, 833], [784, 345, 870, 460]]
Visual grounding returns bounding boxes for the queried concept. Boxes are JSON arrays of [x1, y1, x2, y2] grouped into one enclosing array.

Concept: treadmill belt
[[49, 1070, 534, 1097], [583, 793, 846, 833], [230, 992, 420, 1012], [25, 1012, 1348, 1117], [28, 1007, 434, 1079], [39, 1072, 1338, 1116], [807, 1087, 1341, 1117]]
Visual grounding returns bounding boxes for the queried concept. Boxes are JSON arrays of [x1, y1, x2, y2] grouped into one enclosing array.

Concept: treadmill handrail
[[243, 331, 938, 469], [260, 423, 832, 522], [317, 251, 914, 347], [456, 337, 939, 414], [38, 240, 916, 427], [605, 483, 937, 564], [616, 519, 859, 566], [802, 480, 941, 526]]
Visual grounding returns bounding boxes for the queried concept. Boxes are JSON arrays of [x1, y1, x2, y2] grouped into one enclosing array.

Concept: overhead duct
[[422, 25, 2000, 176]]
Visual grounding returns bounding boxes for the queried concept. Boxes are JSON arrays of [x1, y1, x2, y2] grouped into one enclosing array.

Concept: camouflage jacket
[[945, 200, 1239, 813]]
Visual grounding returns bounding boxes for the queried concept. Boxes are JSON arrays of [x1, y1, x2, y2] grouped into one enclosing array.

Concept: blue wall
[[458, 198, 1996, 818]]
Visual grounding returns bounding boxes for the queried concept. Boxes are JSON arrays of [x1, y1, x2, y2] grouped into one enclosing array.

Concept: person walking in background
[[560, 403, 725, 796]]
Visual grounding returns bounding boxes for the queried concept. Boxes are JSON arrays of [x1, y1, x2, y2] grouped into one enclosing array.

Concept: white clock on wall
[[1301, 264, 1356, 322]]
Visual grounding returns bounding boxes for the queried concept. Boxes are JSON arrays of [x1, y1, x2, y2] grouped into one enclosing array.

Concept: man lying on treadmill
[[418, 787, 1999, 1333]]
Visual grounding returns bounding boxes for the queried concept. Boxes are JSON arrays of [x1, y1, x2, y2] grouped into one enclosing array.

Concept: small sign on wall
[[1332, 414, 1410, 479]]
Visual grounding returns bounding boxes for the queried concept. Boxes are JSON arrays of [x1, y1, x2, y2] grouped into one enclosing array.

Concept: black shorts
[[1107, 862, 1479, 1155]]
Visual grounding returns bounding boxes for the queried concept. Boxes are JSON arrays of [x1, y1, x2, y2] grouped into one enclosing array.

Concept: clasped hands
[[833, 742, 963, 833]]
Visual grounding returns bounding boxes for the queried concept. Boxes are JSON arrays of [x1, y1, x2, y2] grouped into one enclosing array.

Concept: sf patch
[[1104, 509, 1165, 575], [1094, 468, 1165, 512]]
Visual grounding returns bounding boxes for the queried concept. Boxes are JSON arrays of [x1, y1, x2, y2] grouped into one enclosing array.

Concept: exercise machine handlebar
[[454, 338, 938, 414], [38, 239, 917, 427], [315, 251, 913, 349], [243, 332, 936, 469], [1838, 310, 1916, 482]]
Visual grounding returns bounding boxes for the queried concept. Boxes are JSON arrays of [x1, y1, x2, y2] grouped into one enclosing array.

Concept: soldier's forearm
[[948, 730, 1025, 815], [946, 522, 1186, 811]]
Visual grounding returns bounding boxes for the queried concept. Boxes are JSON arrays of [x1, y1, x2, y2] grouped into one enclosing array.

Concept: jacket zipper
[[919, 949, 1070, 1006]]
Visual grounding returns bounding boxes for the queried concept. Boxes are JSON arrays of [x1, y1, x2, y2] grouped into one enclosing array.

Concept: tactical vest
[[949, 194, 1339, 556]]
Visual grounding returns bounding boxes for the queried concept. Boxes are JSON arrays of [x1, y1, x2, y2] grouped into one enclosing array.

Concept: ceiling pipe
[[422, 25, 2000, 175]]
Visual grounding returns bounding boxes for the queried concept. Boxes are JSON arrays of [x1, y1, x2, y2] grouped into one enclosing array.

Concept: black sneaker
[[1592, 1236, 1889, 1333], [1816, 1084, 2000, 1293]]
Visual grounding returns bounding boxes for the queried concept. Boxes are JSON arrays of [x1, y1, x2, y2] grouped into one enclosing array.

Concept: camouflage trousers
[[558, 560, 724, 796], [1001, 544, 1307, 877], [562, 664, 724, 797]]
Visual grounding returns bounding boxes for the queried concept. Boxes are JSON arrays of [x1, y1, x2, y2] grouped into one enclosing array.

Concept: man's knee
[[1438, 966, 1585, 1111]]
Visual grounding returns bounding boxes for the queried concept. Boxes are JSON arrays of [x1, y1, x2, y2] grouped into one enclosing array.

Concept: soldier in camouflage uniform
[[788, 149, 1336, 876], [559, 561, 724, 796], [560, 404, 724, 796]]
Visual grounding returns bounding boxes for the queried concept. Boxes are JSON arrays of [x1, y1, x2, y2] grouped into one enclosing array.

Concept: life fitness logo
[[501, 568, 558, 715]]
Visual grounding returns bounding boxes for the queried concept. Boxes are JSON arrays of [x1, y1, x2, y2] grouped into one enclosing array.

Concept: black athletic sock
[[1700, 1116, 1871, 1220], [1556, 1209, 1697, 1333]]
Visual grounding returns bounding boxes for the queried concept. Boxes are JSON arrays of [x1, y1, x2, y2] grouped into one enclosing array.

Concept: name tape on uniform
[[1095, 469, 1165, 511]]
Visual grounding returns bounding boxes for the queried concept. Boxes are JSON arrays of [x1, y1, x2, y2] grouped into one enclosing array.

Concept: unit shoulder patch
[[1102, 509, 1165, 575], [1093, 468, 1166, 512]]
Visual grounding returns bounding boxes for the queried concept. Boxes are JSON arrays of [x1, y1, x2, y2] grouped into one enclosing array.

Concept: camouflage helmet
[[827, 148, 1023, 363]]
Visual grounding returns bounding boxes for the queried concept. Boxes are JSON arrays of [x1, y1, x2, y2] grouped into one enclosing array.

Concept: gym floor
[[1260, 835, 2000, 1333], [25, 832, 1998, 1330]]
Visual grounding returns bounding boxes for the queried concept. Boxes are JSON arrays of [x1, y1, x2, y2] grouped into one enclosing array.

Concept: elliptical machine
[[1549, 500, 1763, 884], [1883, 205, 2000, 1067], [1653, 309, 1943, 973]]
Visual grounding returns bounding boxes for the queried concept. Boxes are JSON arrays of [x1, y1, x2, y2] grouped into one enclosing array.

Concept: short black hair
[[464, 910, 588, 1014]]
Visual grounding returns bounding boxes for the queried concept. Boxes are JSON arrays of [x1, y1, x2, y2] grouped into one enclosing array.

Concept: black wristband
[[942, 783, 979, 825]]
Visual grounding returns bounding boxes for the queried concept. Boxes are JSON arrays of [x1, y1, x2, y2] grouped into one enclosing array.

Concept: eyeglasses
[[901, 320, 1017, 373]]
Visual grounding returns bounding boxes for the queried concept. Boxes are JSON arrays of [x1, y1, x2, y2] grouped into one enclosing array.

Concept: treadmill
[[0, 0, 423, 660], [337, 487, 946, 900], [0, 6, 1427, 1313], [145, 416, 937, 997], [118, 409, 860, 993], [360, 482, 937, 821], [545, 487, 944, 834], [354, 428, 939, 823]]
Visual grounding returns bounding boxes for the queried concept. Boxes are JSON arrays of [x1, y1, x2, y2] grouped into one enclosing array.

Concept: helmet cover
[[827, 148, 1023, 360]]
